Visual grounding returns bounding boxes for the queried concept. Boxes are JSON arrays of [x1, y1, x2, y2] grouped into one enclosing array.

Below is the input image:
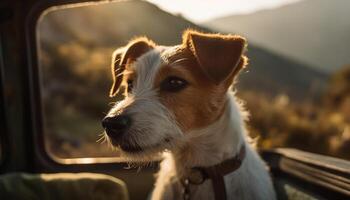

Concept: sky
[[147, 0, 302, 23]]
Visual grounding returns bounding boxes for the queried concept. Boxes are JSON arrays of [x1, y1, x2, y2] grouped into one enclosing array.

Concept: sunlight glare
[[147, 0, 302, 23]]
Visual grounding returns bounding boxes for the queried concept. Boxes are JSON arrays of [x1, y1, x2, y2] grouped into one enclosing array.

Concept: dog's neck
[[171, 92, 247, 177]]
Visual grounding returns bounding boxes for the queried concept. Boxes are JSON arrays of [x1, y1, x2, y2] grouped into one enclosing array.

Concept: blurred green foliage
[[241, 66, 350, 159], [38, 1, 350, 160], [41, 39, 350, 160]]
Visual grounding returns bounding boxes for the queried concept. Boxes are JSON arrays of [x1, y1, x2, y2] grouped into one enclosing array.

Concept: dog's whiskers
[[96, 132, 107, 144]]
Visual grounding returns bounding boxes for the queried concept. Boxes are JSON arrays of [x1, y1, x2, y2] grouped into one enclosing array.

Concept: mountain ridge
[[39, 0, 327, 99], [204, 0, 350, 73]]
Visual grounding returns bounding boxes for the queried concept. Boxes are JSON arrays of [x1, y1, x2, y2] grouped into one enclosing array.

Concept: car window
[[37, 0, 350, 161], [37, 1, 201, 159]]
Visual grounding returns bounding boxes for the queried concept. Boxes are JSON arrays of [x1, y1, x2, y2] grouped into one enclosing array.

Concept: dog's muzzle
[[101, 115, 131, 143]]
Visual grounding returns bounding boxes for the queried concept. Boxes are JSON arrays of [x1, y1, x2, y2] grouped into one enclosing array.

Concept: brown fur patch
[[154, 30, 248, 132], [121, 65, 136, 96], [110, 37, 155, 97], [183, 29, 247, 84], [111, 30, 248, 132]]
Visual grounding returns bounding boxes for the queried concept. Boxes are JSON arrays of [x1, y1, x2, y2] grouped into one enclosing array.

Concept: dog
[[102, 30, 276, 200]]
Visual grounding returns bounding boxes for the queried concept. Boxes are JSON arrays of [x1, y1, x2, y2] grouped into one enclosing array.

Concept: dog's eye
[[160, 76, 188, 92], [127, 79, 133, 93]]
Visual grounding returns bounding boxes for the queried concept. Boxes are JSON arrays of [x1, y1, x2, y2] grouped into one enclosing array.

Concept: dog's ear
[[183, 30, 247, 84], [110, 37, 155, 97]]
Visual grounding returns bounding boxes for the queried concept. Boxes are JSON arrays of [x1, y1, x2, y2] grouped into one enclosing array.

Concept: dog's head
[[102, 30, 247, 159]]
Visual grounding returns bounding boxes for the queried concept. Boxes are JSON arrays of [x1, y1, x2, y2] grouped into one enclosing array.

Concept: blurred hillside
[[39, 0, 327, 100], [39, 0, 202, 47], [246, 65, 350, 159], [205, 0, 350, 73], [37, 0, 350, 160]]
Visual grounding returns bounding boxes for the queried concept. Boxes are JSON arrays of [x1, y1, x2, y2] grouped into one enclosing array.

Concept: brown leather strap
[[205, 167, 227, 200], [202, 144, 246, 176], [182, 145, 246, 200]]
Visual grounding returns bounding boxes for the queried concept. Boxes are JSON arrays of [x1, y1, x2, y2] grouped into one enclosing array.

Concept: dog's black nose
[[102, 115, 131, 138]]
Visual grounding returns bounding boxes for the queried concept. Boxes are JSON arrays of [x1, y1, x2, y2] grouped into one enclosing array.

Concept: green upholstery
[[0, 173, 128, 200]]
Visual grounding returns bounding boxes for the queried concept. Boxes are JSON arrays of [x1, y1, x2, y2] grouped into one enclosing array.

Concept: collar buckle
[[187, 167, 207, 185], [180, 144, 246, 200]]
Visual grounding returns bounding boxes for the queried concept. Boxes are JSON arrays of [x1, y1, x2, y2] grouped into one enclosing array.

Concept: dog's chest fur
[[151, 94, 276, 200]]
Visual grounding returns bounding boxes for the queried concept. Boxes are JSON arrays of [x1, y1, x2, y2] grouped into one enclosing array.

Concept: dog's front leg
[[151, 180, 175, 200], [151, 157, 183, 200]]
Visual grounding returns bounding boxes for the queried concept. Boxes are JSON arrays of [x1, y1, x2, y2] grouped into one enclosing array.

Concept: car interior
[[0, 0, 349, 200]]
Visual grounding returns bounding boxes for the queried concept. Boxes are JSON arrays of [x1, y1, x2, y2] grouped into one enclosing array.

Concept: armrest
[[0, 172, 129, 200]]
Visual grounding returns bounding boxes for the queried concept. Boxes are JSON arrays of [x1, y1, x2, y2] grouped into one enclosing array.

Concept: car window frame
[[25, 0, 153, 170], [0, 31, 9, 170]]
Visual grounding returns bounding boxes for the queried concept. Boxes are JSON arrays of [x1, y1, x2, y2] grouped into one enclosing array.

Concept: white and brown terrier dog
[[102, 30, 276, 200]]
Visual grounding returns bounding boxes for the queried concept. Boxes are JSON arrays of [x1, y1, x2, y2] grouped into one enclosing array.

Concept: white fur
[[107, 48, 183, 161], [107, 47, 276, 199], [152, 93, 276, 200]]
